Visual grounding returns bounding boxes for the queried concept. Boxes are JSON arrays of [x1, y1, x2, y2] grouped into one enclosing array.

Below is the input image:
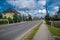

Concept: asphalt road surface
[[0, 21, 40, 40]]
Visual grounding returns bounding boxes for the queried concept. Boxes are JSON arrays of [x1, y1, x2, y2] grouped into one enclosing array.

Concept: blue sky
[[0, 0, 60, 17]]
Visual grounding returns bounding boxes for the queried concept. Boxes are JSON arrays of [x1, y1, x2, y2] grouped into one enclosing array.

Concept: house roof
[[3, 8, 21, 14]]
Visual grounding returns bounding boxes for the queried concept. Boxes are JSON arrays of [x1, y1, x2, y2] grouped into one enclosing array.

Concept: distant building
[[28, 14, 32, 20], [2, 8, 21, 20]]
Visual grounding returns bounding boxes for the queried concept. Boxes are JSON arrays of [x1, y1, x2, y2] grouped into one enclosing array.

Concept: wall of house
[[2, 13, 14, 19]]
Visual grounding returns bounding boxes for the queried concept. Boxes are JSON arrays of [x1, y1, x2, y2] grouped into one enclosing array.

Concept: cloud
[[49, 6, 59, 16], [38, 0, 46, 6], [39, 9, 46, 14], [5, 0, 46, 17], [47, 0, 60, 8], [6, 0, 46, 9], [54, 6, 59, 11], [46, 0, 60, 16], [52, 6, 59, 15], [36, 0, 46, 9], [6, 0, 36, 9]]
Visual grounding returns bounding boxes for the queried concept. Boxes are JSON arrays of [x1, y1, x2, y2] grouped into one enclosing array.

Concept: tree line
[[45, 8, 60, 21]]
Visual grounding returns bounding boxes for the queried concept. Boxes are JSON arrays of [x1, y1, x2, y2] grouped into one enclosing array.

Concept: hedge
[[0, 19, 8, 24]]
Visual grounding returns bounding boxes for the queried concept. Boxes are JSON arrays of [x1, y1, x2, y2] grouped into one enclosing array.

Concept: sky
[[0, 0, 60, 17]]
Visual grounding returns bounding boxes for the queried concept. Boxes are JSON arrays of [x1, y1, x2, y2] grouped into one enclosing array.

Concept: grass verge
[[21, 22, 42, 40], [46, 24, 60, 37]]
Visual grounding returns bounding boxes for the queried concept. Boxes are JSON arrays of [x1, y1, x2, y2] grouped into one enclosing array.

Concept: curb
[[15, 22, 41, 40]]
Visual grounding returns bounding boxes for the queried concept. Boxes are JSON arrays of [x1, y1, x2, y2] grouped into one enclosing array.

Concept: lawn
[[47, 24, 60, 37]]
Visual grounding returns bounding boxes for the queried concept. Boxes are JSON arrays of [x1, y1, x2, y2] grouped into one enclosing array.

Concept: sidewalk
[[33, 21, 54, 40]]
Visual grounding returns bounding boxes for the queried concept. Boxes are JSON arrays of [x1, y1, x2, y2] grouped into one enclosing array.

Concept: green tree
[[53, 14, 58, 20], [45, 13, 50, 21], [22, 15, 26, 21], [0, 14, 2, 19], [3, 16, 6, 19], [8, 17, 13, 23], [18, 15, 21, 22], [13, 13, 19, 23]]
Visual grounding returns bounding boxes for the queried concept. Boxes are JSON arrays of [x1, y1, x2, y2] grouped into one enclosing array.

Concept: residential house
[[2, 8, 21, 20]]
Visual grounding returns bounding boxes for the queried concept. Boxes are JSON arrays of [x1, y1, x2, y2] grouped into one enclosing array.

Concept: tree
[[0, 14, 2, 19], [45, 2, 51, 21], [45, 13, 50, 21], [3, 16, 6, 19], [13, 13, 19, 23], [23, 15, 25, 21], [53, 14, 58, 20], [8, 17, 13, 23], [18, 15, 21, 22]]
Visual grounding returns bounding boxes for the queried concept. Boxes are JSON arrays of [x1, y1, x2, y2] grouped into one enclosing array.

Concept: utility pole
[[46, 1, 48, 15], [46, 1, 52, 27], [45, 0, 48, 21]]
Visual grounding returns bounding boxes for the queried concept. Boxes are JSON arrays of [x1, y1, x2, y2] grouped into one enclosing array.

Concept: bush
[[0, 19, 8, 24], [46, 21, 51, 25], [9, 20, 13, 23], [8, 17, 13, 23]]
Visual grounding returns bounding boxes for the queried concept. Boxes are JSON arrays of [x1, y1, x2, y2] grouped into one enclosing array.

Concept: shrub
[[8, 17, 13, 23], [0, 19, 8, 24]]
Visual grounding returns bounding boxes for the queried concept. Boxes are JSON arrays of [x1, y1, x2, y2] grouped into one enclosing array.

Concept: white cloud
[[7, 0, 36, 9], [42, 9, 46, 13], [7, 1, 15, 6], [54, 6, 59, 11], [6, 0, 46, 17], [49, 6, 59, 16], [38, 0, 46, 7], [39, 9, 46, 14], [51, 6, 59, 15], [6, 0, 46, 9], [39, 10, 41, 13]]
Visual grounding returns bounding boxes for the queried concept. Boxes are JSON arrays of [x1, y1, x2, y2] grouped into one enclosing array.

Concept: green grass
[[46, 24, 60, 37], [22, 22, 42, 40]]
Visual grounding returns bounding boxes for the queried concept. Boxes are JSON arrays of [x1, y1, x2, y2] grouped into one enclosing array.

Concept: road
[[0, 21, 40, 40]]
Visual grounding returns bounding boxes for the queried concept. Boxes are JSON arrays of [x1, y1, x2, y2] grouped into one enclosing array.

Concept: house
[[2, 8, 21, 20], [28, 14, 32, 20]]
